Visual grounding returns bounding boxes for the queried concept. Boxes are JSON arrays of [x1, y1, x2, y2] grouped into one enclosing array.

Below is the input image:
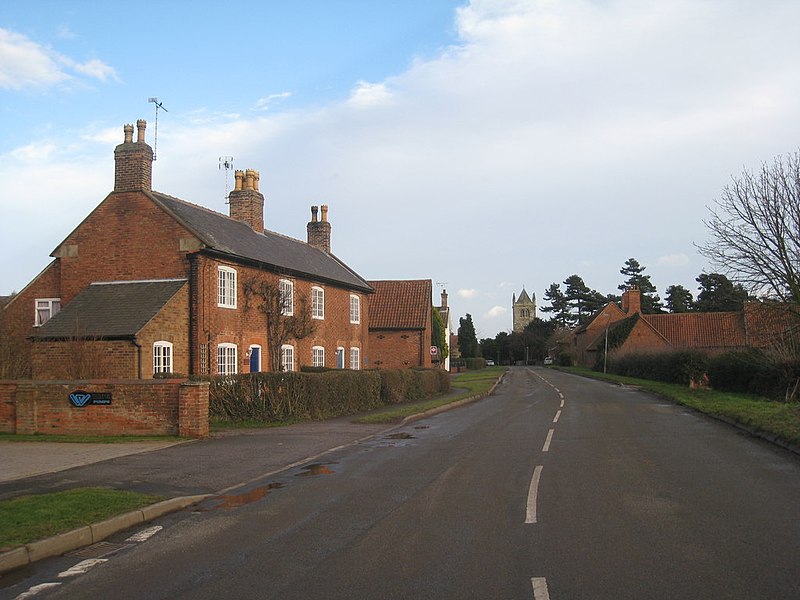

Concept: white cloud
[[254, 92, 292, 112], [658, 253, 690, 267], [0, 27, 117, 90], [346, 81, 392, 108], [485, 306, 507, 318], [10, 141, 57, 162], [458, 289, 478, 299]]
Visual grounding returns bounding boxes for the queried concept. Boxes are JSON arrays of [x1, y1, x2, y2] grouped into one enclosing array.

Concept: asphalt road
[[4, 367, 800, 599]]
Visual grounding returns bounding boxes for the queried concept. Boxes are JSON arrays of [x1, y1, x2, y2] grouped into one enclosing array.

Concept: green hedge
[[603, 350, 708, 386], [210, 368, 451, 423], [707, 349, 800, 400], [464, 357, 486, 370]]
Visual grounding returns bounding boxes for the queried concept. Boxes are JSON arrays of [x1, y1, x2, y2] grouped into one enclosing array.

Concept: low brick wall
[[0, 379, 208, 438]]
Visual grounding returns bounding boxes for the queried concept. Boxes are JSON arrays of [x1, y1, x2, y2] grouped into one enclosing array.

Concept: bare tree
[[242, 276, 316, 371], [698, 151, 800, 303]]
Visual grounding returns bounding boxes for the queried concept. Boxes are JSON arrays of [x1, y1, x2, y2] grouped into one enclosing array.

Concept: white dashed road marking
[[126, 525, 163, 542], [542, 429, 554, 452], [58, 558, 108, 578], [525, 465, 544, 524]]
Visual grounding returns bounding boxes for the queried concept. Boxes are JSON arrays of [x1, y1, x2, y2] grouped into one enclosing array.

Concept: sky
[[2, 0, 800, 339]]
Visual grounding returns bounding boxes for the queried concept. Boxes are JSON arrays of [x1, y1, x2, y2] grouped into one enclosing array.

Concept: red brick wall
[[369, 329, 430, 368], [57, 192, 194, 303], [3, 380, 208, 438], [0, 383, 16, 433], [620, 320, 671, 352], [31, 340, 138, 380], [1, 261, 62, 378], [137, 284, 190, 378], [191, 255, 369, 374]]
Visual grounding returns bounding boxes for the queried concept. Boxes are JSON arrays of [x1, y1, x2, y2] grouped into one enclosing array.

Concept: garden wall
[[0, 379, 208, 438]]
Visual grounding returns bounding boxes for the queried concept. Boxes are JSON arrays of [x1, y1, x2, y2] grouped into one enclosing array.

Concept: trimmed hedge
[[209, 368, 451, 423], [603, 350, 708, 386], [707, 349, 800, 400]]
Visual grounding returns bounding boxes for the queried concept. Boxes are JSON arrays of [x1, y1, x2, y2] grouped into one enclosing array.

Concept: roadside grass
[[352, 367, 507, 425], [0, 488, 164, 550], [553, 366, 800, 447], [0, 433, 182, 443]]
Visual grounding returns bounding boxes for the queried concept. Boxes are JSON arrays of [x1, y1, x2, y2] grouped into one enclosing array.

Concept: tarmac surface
[[0, 386, 490, 574]]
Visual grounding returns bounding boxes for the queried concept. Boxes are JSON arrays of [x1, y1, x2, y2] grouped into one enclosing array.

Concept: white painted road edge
[[531, 577, 551, 599], [525, 465, 544, 524]]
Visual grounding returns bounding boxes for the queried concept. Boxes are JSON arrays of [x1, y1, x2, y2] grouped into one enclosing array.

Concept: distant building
[[512, 287, 536, 332], [367, 279, 434, 369]]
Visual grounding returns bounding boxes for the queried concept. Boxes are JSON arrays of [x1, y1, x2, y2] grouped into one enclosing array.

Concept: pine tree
[[664, 284, 694, 313], [457, 313, 479, 358], [618, 258, 663, 313]]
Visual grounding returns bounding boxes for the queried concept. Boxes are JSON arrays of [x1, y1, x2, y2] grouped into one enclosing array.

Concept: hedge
[[602, 350, 708, 386], [209, 368, 451, 423]]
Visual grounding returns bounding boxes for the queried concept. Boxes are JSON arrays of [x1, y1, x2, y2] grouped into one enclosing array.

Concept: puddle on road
[[295, 462, 337, 477], [198, 483, 284, 511], [385, 432, 415, 440], [413, 425, 430, 430]]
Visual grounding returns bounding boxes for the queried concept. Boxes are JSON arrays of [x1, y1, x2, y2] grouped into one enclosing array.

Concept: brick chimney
[[441, 289, 448, 309], [307, 204, 331, 253], [621, 287, 642, 314], [228, 169, 265, 233], [114, 120, 153, 192]]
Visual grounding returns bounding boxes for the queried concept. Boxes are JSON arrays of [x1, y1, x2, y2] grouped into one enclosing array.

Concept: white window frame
[[350, 347, 360, 370], [217, 343, 238, 375], [34, 298, 61, 327], [336, 346, 345, 369], [312, 286, 325, 320], [217, 266, 237, 309], [279, 279, 294, 316], [312, 346, 325, 368], [153, 341, 173, 375], [281, 344, 295, 372], [350, 294, 360, 324]]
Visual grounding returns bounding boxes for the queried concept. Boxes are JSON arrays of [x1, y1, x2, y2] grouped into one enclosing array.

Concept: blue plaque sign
[[69, 390, 112, 407]]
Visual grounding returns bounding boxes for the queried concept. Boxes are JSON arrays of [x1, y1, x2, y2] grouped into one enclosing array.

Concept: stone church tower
[[512, 287, 536, 332]]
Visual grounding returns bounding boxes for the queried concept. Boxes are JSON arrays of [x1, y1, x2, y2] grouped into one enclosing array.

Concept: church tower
[[512, 287, 536, 332]]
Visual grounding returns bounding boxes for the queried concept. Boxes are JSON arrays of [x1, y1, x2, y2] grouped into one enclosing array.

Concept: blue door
[[249, 347, 260, 372]]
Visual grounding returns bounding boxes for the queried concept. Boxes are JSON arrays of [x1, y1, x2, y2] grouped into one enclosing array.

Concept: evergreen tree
[[664, 284, 694, 313], [694, 273, 750, 312], [618, 257, 663, 313], [457, 313, 479, 358], [541, 283, 571, 326], [563, 275, 605, 324], [431, 307, 449, 360]]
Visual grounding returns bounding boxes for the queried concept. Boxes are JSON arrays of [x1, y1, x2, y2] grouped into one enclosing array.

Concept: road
[[4, 367, 800, 599]]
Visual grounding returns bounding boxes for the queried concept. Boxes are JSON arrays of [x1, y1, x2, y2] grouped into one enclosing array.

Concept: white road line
[[560, 398, 564, 408], [126, 525, 163, 542], [542, 429, 554, 452], [553, 410, 561, 423], [531, 577, 551, 600], [558, 392, 564, 398], [14, 583, 62, 598], [525, 465, 544, 524], [58, 558, 108, 578]]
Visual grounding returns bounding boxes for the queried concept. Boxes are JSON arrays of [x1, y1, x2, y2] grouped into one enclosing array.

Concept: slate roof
[[516, 288, 534, 304], [0, 295, 10, 309], [368, 280, 432, 330], [149, 192, 372, 294], [30, 279, 187, 339]]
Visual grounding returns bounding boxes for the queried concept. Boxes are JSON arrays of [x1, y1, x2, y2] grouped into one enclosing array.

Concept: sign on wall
[[69, 390, 113, 407]]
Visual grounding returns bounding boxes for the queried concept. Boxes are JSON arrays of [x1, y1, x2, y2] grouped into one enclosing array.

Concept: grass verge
[[554, 366, 800, 447], [352, 367, 507, 424], [0, 487, 165, 550]]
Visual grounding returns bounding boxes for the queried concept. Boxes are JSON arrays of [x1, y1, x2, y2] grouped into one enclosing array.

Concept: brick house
[[3, 120, 373, 379], [573, 288, 797, 367], [368, 279, 434, 368]]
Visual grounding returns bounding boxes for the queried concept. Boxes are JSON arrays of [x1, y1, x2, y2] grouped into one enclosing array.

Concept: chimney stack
[[114, 120, 153, 192], [441, 289, 448, 309], [228, 168, 265, 233], [307, 204, 331, 253], [621, 287, 642, 314]]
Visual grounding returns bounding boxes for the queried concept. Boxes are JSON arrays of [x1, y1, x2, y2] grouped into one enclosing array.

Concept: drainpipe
[[133, 339, 143, 379]]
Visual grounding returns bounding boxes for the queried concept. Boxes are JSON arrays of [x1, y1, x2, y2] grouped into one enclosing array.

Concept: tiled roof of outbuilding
[[149, 191, 373, 294], [30, 279, 187, 339], [368, 280, 432, 330], [643, 312, 746, 348]]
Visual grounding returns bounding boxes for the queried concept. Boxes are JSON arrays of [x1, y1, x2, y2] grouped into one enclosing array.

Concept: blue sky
[[3, 0, 800, 338]]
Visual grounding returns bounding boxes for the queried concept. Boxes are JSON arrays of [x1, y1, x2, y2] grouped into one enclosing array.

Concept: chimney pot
[[321, 204, 329, 222], [307, 204, 331, 253], [136, 119, 146, 143], [123, 124, 134, 143], [245, 169, 256, 191], [114, 119, 153, 192], [228, 167, 265, 233], [311, 205, 319, 222], [234, 170, 244, 191]]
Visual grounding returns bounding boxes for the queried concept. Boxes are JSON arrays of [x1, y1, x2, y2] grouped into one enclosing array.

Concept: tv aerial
[[148, 97, 168, 160], [219, 156, 234, 203]]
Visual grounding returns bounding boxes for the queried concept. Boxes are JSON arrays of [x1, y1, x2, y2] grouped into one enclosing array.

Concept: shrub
[[464, 357, 486, 370], [707, 349, 788, 399], [604, 350, 709, 385]]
